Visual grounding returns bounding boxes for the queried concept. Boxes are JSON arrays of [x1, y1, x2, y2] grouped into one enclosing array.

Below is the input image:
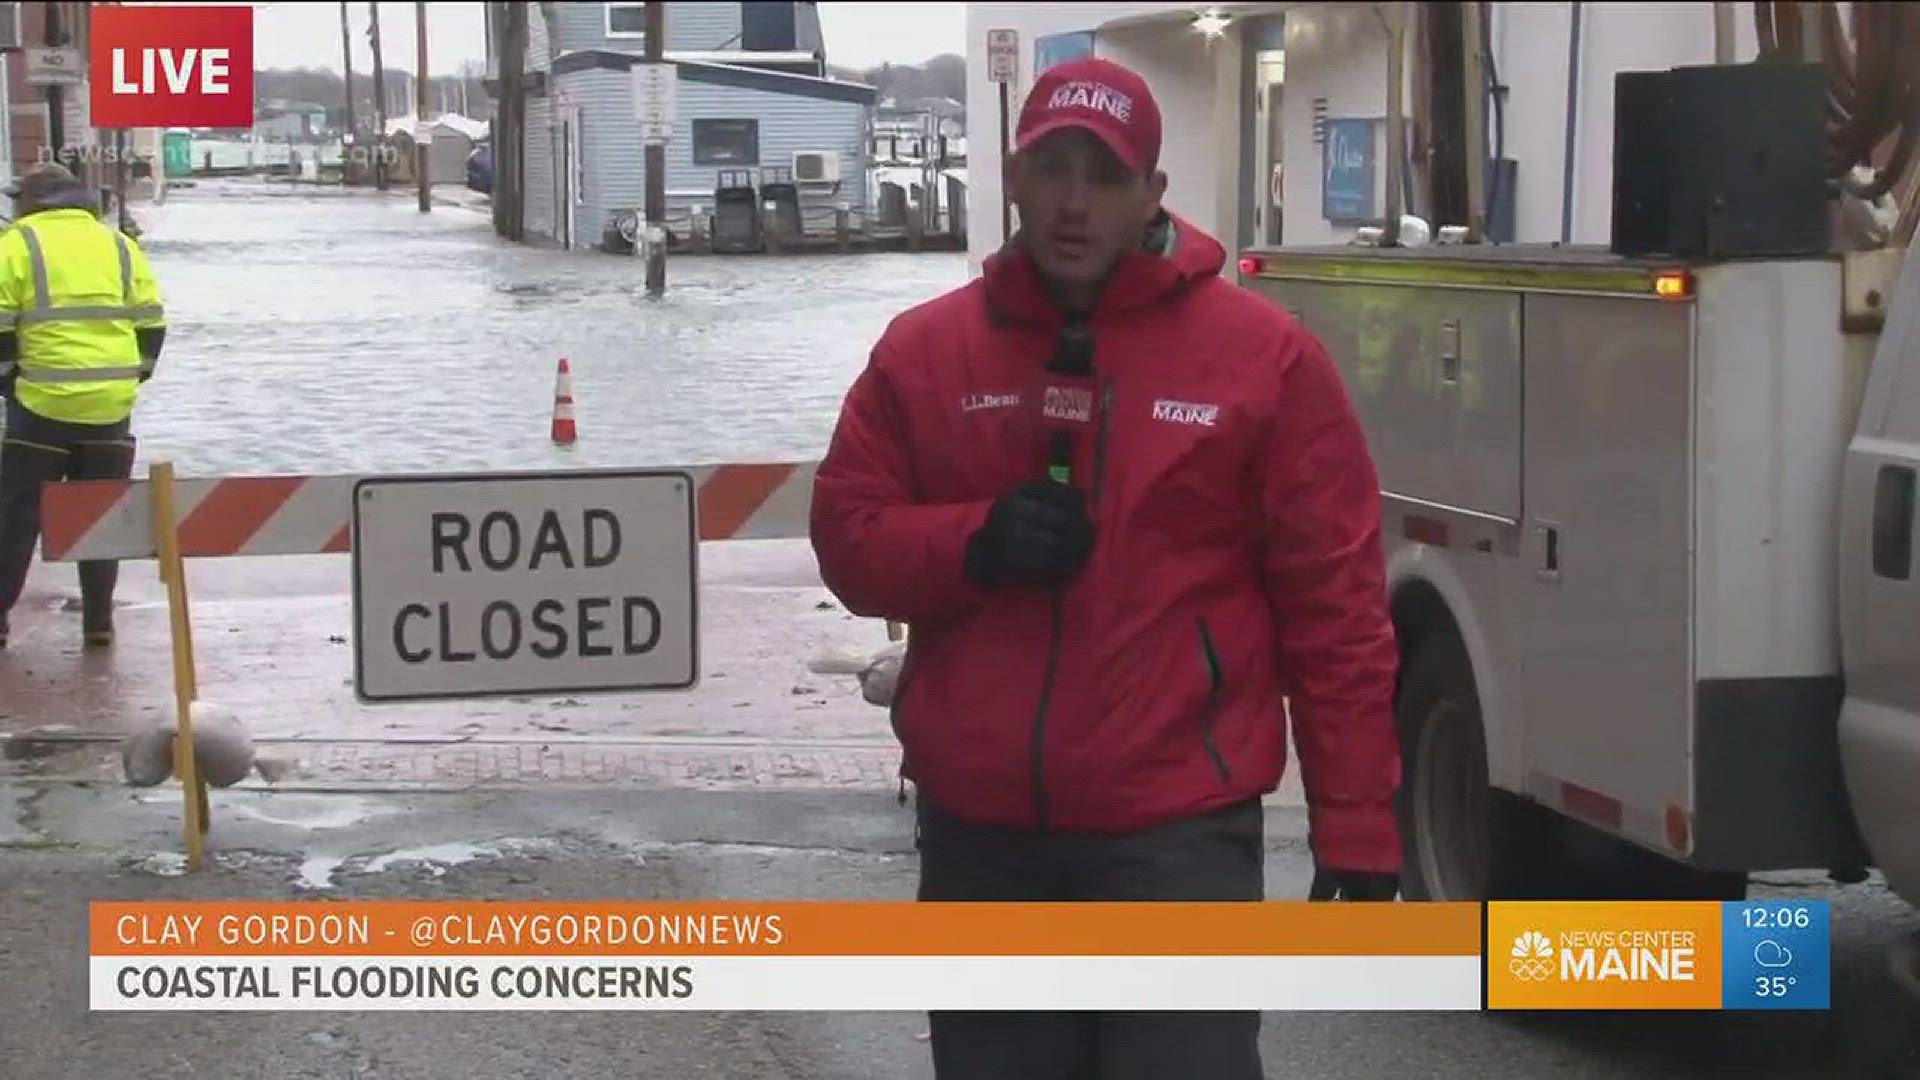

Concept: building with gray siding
[[499, 1, 876, 251]]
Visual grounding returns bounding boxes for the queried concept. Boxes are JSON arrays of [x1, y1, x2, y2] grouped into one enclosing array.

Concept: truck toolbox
[[1240, 242, 1906, 900]]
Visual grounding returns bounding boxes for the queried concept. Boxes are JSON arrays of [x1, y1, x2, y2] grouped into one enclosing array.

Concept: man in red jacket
[[810, 57, 1402, 1078]]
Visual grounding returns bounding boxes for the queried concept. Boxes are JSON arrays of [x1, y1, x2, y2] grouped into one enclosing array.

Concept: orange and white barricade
[[37, 461, 824, 867]]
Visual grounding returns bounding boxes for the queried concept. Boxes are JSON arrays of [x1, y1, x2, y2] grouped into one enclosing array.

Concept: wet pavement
[[2, 786, 1918, 1079], [0, 541, 919, 791]]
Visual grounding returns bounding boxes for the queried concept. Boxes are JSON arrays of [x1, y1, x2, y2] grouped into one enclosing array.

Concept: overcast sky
[[250, 2, 966, 75]]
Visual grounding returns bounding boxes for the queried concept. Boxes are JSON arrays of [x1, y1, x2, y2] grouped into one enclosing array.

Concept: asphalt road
[[1, 784, 1916, 1080]]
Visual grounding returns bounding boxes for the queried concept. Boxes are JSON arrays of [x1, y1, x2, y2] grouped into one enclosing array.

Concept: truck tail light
[[1237, 255, 1265, 276], [1654, 270, 1693, 300]]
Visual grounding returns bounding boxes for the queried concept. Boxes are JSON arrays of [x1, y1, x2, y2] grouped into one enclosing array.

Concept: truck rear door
[[1839, 238, 1920, 906]]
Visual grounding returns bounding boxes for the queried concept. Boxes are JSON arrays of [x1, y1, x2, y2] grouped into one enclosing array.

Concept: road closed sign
[[350, 470, 698, 702]]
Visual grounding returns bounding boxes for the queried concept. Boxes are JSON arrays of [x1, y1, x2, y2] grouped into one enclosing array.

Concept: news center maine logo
[[1506, 926, 1699, 983]]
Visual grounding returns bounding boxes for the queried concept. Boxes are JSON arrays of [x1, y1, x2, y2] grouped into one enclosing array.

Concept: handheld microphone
[[1042, 322, 1097, 485]]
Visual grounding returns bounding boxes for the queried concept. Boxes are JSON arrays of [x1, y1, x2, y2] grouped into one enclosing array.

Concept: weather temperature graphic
[[1721, 901, 1830, 1010]]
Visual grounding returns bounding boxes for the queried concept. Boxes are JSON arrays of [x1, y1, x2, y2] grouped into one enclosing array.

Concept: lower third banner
[[90, 900, 1485, 1011]]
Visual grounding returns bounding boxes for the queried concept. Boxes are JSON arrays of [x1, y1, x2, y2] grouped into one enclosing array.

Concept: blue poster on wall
[[1035, 31, 1096, 74], [1322, 117, 1379, 223]]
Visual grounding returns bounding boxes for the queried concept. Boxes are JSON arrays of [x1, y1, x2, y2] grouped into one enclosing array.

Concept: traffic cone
[[551, 357, 578, 445]]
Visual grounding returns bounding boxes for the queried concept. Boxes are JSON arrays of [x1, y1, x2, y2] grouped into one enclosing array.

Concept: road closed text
[[351, 471, 696, 699], [392, 509, 663, 663]]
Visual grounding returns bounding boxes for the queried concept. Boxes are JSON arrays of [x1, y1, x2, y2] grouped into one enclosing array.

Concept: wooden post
[[643, 1, 667, 296], [997, 81, 1011, 243], [340, 2, 357, 147], [369, 1, 389, 191], [416, 1, 431, 213], [150, 462, 208, 868], [1461, 0, 1488, 243], [1383, 2, 1408, 245]]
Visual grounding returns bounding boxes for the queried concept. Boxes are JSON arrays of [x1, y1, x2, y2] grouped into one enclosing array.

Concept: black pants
[[916, 796, 1267, 1080], [0, 396, 136, 629]]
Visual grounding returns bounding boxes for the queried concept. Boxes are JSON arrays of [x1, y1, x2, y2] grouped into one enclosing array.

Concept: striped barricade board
[[38, 463, 820, 562]]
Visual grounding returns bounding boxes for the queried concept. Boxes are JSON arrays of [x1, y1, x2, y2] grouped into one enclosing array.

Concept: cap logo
[[1046, 81, 1134, 125]]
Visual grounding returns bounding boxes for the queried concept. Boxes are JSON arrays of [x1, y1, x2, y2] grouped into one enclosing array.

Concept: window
[[692, 119, 759, 166], [1873, 464, 1916, 580], [606, 2, 647, 40]]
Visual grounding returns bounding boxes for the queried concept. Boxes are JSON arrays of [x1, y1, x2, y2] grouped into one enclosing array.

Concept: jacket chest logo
[[1152, 399, 1220, 427], [961, 391, 1023, 413], [1043, 387, 1094, 423]]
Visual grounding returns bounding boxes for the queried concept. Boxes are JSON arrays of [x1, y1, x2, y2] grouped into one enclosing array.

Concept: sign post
[[986, 28, 1018, 245], [350, 470, 699, 702], [634, 4, 671, 296]]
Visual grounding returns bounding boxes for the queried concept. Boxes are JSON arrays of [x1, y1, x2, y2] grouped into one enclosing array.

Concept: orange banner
[[1486, 901, 1724, 1010], [90, 901, 1483, 958]]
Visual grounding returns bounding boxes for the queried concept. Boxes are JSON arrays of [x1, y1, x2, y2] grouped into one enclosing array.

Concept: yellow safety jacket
[[0, 207, 166, 425]]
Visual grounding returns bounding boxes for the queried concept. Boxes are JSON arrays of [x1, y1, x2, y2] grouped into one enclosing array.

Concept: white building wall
[[1275, 4, 1391, 247], [968, 2, 1777, 264]]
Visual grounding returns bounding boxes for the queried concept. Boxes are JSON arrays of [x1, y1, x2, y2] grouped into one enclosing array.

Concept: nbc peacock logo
[[1510, 929, 1556, 982]]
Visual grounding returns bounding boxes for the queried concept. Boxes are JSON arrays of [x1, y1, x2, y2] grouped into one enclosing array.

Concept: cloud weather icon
[[1754, 940, 1794, 969]]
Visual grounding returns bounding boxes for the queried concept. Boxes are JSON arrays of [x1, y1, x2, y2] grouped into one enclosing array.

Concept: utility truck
[[1238, 43, 1920, 911], [1239, 235, 1917, 905]]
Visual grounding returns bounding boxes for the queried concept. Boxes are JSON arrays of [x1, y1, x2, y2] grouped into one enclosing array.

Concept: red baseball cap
[[1014, 57, 1163, 174]]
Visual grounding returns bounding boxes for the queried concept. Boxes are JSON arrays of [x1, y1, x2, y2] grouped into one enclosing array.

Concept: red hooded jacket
[[809, 215, 1403, 873]]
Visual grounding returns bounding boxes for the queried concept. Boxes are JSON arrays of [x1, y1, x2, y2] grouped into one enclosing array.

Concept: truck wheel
[[1396, 630, 1550, 900], [1397, 630, 1745, 901]]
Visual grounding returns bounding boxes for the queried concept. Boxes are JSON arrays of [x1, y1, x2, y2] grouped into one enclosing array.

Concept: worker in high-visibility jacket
[[0, 164, 166, 650]]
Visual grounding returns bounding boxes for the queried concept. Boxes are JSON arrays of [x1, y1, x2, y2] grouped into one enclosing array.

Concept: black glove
[[1308, 867, 1400, 901], [963, 479, 1095, 591]]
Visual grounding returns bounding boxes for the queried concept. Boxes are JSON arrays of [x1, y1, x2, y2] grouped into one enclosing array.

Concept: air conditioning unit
[[792, 150, 840, 184], [0, 4, 20, 51]]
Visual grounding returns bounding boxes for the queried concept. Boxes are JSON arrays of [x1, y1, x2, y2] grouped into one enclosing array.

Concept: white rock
[[119, 700, 260, 788], [808, 641, 905, 708]]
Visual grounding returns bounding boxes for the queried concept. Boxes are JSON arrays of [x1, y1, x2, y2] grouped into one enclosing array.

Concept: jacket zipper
[[1196, 617, 1232, 782], [1027, 381, 1115, 828]]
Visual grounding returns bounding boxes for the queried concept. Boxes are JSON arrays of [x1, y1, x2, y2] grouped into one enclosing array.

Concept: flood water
[[119, 181, 969, 476]]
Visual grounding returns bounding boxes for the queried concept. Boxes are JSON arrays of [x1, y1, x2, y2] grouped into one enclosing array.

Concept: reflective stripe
[[114, 231, 132, 301], [20, 225, 51, 308], [18, 364, 145, 383], [16, 303, 164, 325]]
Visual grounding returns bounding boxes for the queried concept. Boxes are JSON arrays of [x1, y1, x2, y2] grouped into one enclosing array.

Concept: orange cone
[[551, 357, 578, 445]]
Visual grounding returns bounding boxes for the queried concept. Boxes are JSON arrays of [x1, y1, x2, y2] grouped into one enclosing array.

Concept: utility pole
[[340, 3, 357, 148], [492, 1, 527, 242], [45, 2, 65, 162], [644, 1, 666, 296], [369, 2, 388, 190], [415, 1, 430, 212]]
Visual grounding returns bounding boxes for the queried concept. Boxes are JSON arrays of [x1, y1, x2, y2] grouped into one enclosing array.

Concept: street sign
[[24, 47, 82, 86], [987, 29, 1019, 84], [632, 62, 675, 144], [350, 470, 699, 703]]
